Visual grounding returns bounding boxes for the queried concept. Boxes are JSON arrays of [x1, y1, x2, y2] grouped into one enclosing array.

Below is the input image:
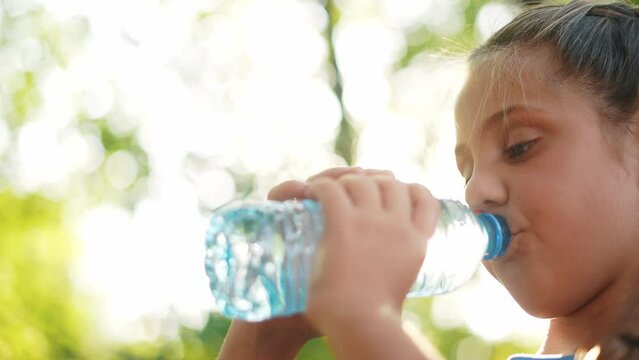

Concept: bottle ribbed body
[[204, 199, 509, 322]]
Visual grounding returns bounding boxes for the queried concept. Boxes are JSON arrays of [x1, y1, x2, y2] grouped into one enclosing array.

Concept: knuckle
[[309, 177, 336, 190], [394, 224, 414, 239], [306, 166, 362, 181], [364, 168, 395, 178], [337, 173, 365, 186], [373, 175, 399, 188], [313, 178, 346, 198]]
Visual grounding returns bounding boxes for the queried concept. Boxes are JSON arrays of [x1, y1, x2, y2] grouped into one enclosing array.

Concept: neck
[[541, 266, 639, 355]]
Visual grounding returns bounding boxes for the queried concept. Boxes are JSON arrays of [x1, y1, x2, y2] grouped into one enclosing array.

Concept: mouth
[[482, 213, 523, 262], [495, 229, 522, 261]]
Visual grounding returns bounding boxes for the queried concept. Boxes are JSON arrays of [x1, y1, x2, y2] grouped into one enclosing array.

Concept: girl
[[219, 1, 639, 359]]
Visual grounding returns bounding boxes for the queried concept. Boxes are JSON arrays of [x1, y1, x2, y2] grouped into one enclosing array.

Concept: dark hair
[[471, 0, 639, 125]]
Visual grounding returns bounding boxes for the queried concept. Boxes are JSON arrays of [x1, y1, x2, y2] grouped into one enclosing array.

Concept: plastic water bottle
[[204, 199, 509, 322]]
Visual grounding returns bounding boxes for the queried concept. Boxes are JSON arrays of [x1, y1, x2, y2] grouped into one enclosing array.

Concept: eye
[[504, 139, 538, 161]]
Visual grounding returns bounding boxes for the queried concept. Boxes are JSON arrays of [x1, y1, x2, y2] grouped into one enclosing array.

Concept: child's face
[[454, 50, 639, 318]]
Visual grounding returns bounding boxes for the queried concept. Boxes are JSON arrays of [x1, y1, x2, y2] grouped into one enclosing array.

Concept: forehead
[[455, 48, 558, 133], [453, 47, 602, 149]]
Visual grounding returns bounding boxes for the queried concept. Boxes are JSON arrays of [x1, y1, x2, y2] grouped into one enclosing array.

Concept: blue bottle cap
[[478, 213, 511, 260]]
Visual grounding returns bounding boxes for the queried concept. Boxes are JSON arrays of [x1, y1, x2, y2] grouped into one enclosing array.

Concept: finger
[[268, 180, 308, 201], [375, 176, 411, 218], [305, 178, 352, 230], [339, 173, 382, 208], [363, 169, 396, 179], [408, 184, 440, 238], [306, 167, 364, 182]]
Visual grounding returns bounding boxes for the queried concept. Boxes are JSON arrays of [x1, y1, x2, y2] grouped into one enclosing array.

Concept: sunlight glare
[[14, 120, 67, 192], [16, 38, 42, 72], [0, 119, 10, 157], [3, 0, 39, 17], [476, 3, 519, 42], [334, 20, 404, 78], [193, 167, 236, 210], [82, 82, 115, 120], [243, 0, 327, 77], [381, 0, 432, 28], [60, 127, 104, 174], [38, 67, 76, 129], [104, 150, 139, 190], [421, 0, 464, 36], [457, 336, 491, 360]]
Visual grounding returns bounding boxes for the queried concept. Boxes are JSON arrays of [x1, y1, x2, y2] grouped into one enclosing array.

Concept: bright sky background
[[2, 0, 548, 353]]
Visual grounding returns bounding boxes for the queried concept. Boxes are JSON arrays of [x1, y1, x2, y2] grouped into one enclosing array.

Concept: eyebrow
[[454, 105, 530, 158]]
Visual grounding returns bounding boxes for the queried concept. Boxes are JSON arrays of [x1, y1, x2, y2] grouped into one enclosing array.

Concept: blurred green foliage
[[0, 192, 94, 359], [108, 315, 232, 360], [399, 0, 495, 67], [7, 71, 40, 129]]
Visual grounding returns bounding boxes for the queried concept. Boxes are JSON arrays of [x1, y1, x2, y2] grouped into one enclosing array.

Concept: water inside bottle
[[408, 201, 489, 297], [205, 200, 322, 321]]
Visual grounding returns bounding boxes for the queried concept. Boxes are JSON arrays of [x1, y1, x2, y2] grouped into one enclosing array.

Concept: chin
[[521, 305, 560, 319], [514, 293, 581, 319]]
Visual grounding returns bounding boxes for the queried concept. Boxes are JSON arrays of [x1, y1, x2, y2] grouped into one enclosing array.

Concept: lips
[[499, 230, 523, 260]]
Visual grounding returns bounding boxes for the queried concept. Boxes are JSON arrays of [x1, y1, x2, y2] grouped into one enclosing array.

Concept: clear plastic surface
[[205, 199, 323, 321], [204, 199, 508, 321]]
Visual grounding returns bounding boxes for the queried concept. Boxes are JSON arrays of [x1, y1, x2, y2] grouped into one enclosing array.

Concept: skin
[[455, 48, 639, 353], [219, 48, 639, 359], [219, 167, 442, 359], [302, 168, 442, 359]]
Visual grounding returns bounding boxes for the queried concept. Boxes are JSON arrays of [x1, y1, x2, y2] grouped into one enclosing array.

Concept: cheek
[[522, 207, 630, 313], [512, 145, 593, 228], [518, 155, 615, 274], [493, 158, 617, 316]]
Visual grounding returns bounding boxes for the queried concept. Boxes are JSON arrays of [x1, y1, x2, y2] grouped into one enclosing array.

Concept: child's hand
[[220, 167, 440, 360], [303, 167, 440, 333]]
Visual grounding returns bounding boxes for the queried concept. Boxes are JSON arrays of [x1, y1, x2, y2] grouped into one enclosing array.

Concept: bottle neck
[[477, 212, 510, 260]]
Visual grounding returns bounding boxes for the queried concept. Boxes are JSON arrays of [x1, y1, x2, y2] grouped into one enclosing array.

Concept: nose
[[464, 166, 508, 213]]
